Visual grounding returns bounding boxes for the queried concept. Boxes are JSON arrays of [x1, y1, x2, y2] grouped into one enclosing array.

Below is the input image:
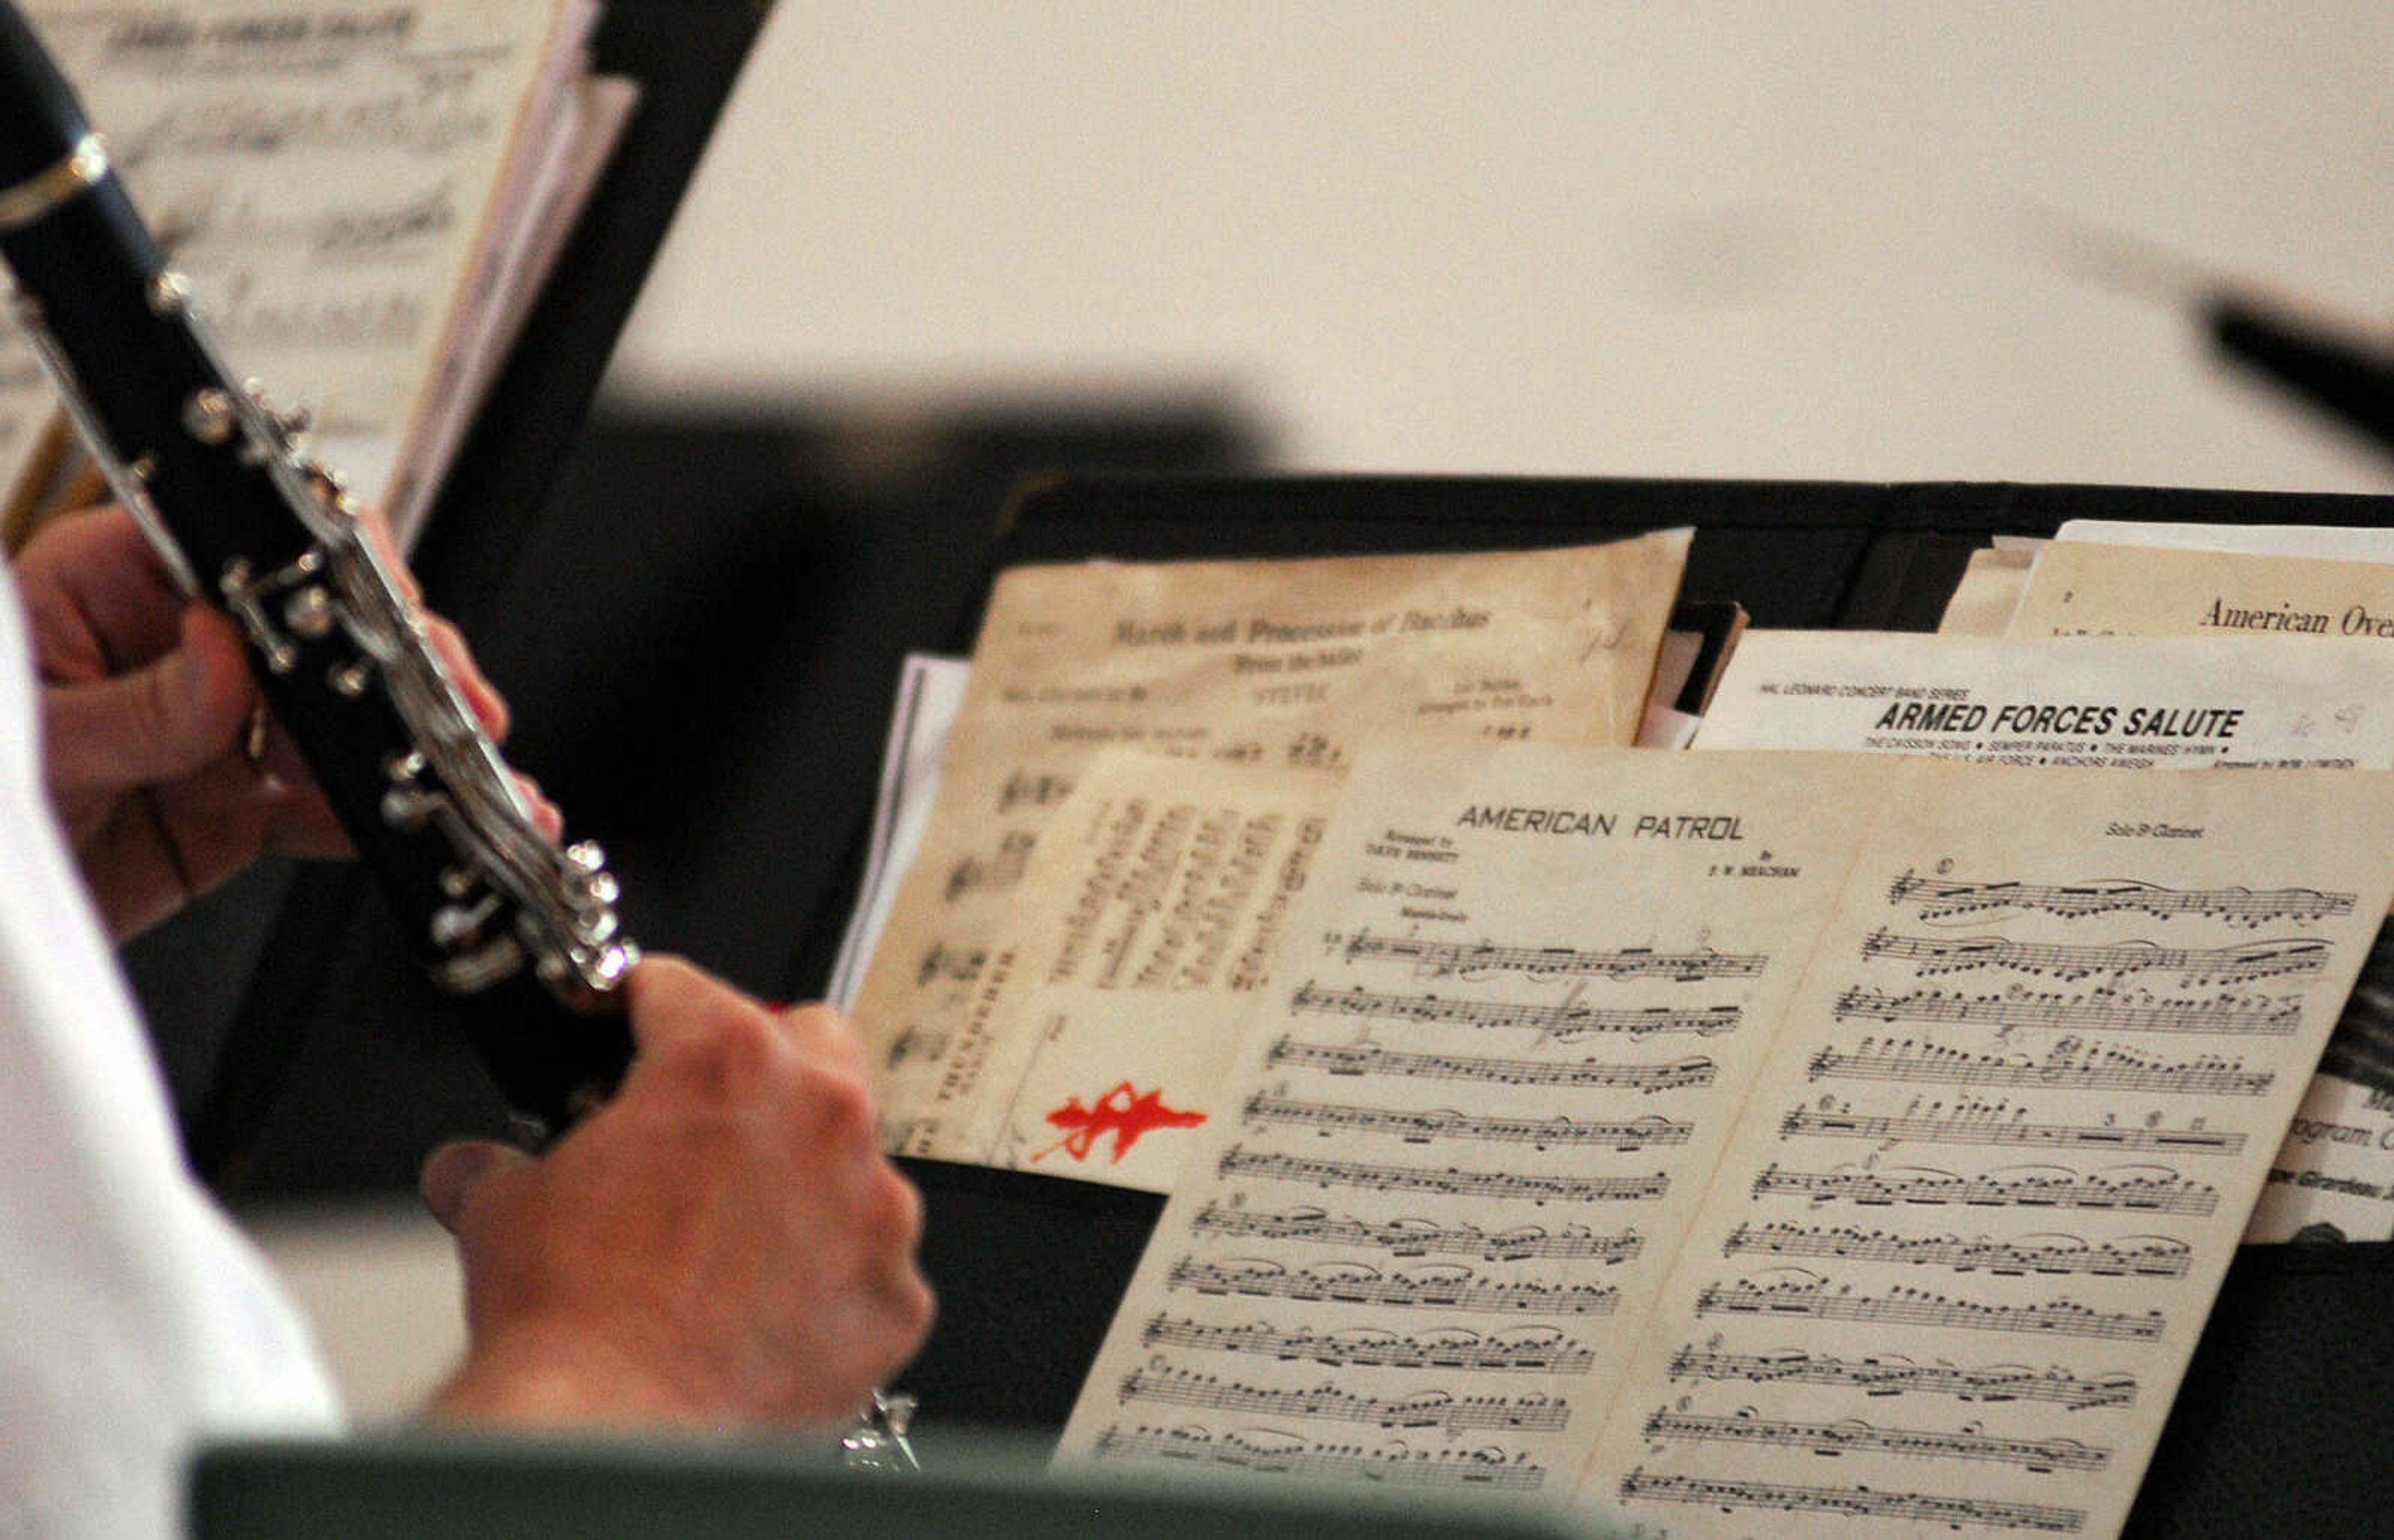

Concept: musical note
[[1640, 1405, 2109, 1472], [188, 184, 460, 260], [1118, 1365, 1569, 1437], [998, 769, 1076, 813], [1284, 731, 1346, 771], [208, 271, 422, 350], [1695, 1273, 2166, 1341], [1619, 1468, 2085, 1532], [1190, 1203, 1643, 1265], [1805, 1036, 2272, 1097], [1140, 1317, 1595, 1374], [1333, 931, 1767, 981], [1665, 1345, 2137, 1412], [1833, 984, 2303, 1037], [1860, 928, 2329, 984], [1093, 1424, 1548, 1491], [1267, 1036, 1717, 1094], [1289, 981, 1743, 1039], [1887, 869, 2353, 928], [1778, 1098, 2245, 1156], [1219, 1145, 1669, 1204], [914, 942, 989, 988], [1750, 1161, 2219, 1216], [945, 829, 1037, 902], [882, 1025, 951, 1070], [1244, 1092, 1691, 1151], [1166, 1258, 1620, 1316], [1722, 1222, 2193, 1279]]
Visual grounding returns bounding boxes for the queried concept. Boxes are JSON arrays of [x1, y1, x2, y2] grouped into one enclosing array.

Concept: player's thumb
[[41, 607, 253, 795], [418, 1138, 531, 1234]]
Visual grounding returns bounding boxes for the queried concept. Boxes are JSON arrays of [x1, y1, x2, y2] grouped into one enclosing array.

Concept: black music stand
[[863, 473, 2394, 1539]]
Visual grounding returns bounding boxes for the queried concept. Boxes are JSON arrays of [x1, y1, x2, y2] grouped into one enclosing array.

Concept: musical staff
[[1289, 981, 1743, 1039], [1834, 984, 2303, 1037], [1665, 1345, 2138, 1412], [1332, 931, 1767, 981], [1140, 1317, 1597, 1374], [1117, 1365, 1573, 1437], [1190, 1204, 1644, 1265], [1751, 1161, 2219, 1216], [1860, 929, 2330, 984], [1219, 1145, 1670, 1204], [1093, 1425, 1547, 1492], [1266, 1035, 1718, 1094], [1620, 1468, 2085, 1533], [1779, 1099, 2245, 1157], [1695, 1275, 2166, 1341], [1805, 1036, 2272, 1097], [1168, 1258, 1620, 1316], [1642, 1405, 2110, 1473], [1244, 1092, 1691, 1151], [1723, 1222, 2193, 1279], [1887, 870, 2353, 928]]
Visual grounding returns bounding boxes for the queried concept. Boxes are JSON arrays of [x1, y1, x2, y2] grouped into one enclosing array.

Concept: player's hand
[[420, 957, 934, 1428], [17, 503, 525, 937]]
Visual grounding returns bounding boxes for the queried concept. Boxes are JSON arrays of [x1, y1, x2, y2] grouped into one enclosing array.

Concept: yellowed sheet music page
[[1579, 759, 2394, 1539], [1935, 547, 2036, 637], [2009, 539, 2394, 645], [926, 750, 1342, 1192], [852, 531, 1693, 1157], [1055, 743, 1880, 1499], [8, 1, 579, 518], [2007, 543, 2394, 1242]]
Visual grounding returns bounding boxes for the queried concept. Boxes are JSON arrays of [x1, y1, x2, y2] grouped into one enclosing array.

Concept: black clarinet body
[[0, 2, 633, 1135]]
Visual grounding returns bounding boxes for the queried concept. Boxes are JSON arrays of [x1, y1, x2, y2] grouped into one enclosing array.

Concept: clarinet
[[0, 3, 632, 1137]]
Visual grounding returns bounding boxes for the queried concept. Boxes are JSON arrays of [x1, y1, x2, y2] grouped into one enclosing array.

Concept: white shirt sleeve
[[0, 566, 342, 1539]]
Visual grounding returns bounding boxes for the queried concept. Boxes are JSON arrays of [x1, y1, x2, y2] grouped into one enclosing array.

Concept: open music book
[[0, 0, 635, 549]]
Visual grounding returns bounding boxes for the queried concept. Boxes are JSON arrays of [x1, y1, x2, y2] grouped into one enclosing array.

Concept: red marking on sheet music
[[1038, 1083, 1208, 1163]]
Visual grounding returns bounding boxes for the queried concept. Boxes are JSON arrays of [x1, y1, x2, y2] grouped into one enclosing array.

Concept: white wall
[[606, 2, 2394, 494]]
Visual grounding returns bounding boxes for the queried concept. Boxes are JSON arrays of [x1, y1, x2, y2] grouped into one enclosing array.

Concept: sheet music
[[1695, 632, 2394, 771], [3, 1, 588, 539], [1935, 547, 2037, 637], [1577, 758, 2394, 1538], [824, 653, 974, 1013], [2055, 519, 2394, 564], [1057, 746, 2394, 1539], [914, 749, 1343, 1191], [2008, 541, 2394, 643], [2008, 543, 2394, 1239], [379, 63, 638, 540], [851, 531, 1693, 1157], [1056, 745, 1880, 1499]]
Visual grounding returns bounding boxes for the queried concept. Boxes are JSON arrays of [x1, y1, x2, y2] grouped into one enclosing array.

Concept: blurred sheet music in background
[[0, 0, 637, 551]]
